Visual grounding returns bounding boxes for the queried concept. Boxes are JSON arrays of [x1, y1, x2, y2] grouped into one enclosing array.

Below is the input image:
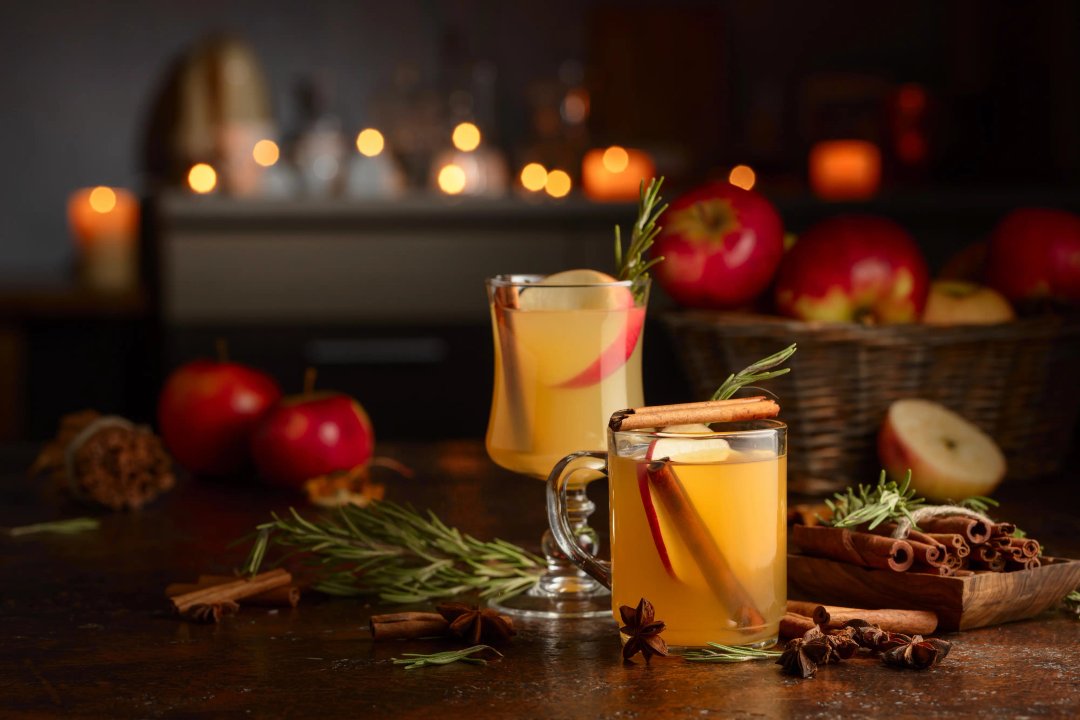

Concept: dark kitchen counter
[[1, 441, 1078, 718]]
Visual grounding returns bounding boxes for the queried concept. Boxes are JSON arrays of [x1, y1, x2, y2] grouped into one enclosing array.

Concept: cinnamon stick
[[199, 575, 301, 608], [610, 397, 779, 432], [791, 525, 914, 572], [989, 522, 1016, 538], [785, 601, 938, 635], [171, 569, 291, 614], [912, 563, 954, 576], [906, 539, 945, 567], [166, 576, 301, 608], [369, 612, 450, 641], [918, 516, 990, 545], [779, 612, 817, 639], [645, 460, 767, 629]]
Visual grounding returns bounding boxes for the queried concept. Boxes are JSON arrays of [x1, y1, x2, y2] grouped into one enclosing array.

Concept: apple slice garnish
[[636, 433, 731, 578], [555, 307, 645, 389], [515, 269, 642, 389]]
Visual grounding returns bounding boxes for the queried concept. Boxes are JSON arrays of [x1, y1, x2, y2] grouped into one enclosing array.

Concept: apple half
[[878, 399, 1006, 501], [636, 431, 731, 578]]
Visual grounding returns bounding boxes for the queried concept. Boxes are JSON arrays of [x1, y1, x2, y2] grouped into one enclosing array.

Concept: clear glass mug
[[547, 420, 787, 649]]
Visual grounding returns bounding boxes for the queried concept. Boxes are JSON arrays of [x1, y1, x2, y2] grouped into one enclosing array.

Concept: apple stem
[[304, 367, 317, 395], [215, 338, 229, 363]]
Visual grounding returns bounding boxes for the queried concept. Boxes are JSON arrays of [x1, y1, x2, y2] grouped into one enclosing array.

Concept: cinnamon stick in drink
[[610, 397, 779, 432], [645, 460, 767, 629], [791, 525, 914, 572], [918, 516, 991, 545], [369, 612, 451, 641], [785, 601, 938, 635]]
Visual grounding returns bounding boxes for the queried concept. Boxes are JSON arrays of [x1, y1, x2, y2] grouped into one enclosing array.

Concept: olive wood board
[[787, 553, 1080, 631]]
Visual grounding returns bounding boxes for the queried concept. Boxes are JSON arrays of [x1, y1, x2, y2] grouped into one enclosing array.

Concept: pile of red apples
[[158, 361, 374, 490], [652, 182, 1080, 500]]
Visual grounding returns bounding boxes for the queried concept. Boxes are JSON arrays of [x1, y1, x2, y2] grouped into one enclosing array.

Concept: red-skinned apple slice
[[556, 307, 645, 388], [636, 432, 731, 578]]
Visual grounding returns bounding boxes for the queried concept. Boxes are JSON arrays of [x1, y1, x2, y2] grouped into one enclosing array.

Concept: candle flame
[[452, 122, 481, 152], [356, 128, 385, 157]]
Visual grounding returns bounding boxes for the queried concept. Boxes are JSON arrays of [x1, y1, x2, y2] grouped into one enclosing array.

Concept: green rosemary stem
[[242, 501, 545, 603], [615, 177, 667, 301], [711, 344, 797, 401], [392, 645, 502, 669]]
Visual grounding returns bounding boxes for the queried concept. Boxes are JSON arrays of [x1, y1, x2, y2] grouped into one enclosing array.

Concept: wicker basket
[[662, 311, 1080, 495]]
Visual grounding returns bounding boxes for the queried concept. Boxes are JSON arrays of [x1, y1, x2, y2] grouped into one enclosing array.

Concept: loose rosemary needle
[[392, 645, 502, 670], [3, 517, 100, 537]]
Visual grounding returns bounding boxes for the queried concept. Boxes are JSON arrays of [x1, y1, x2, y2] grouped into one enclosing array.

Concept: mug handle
[[545, 451, 612, 589]]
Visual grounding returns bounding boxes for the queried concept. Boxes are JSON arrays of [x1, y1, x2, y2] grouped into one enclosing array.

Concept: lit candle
[[581, 146, 655, 201], [808, 140, 881, 200], [67, 186, 139, 293]]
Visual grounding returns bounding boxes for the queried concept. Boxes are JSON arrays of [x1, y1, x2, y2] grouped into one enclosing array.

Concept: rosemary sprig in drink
[[243, 501, 544, 603], [392, 645, 502, 670], [683, 643, 783, 663], [615, 177, 667, 302], [711, 344, 797, 401], [825, 470, 925, 530]]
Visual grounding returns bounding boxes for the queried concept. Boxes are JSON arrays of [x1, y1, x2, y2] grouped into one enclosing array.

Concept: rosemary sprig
[[711, 343, 797, 401], [825, 470, 925, 530], [683, 643, 783, 663], [392, 645, 502, 670], [1064, 590, 1080, 619], [615, 177, 667, 302], [242, 501, 545, 603], [3, 517, 100, 537], [955, 496, 1000, 513]]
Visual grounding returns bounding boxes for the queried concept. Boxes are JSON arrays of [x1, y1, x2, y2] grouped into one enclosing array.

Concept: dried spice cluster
[[778, 617, 951, 678]]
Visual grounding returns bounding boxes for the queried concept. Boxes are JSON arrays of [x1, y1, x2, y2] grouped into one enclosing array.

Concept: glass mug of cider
[[546, 420, 787, 650]]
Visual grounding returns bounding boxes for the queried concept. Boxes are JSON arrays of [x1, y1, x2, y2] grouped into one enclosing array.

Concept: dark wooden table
[[2, 441, 1078, 718]]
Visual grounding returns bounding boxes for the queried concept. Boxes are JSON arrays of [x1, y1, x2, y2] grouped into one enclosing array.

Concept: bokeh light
[[520, 163, 548, 192], [728, 164, 756, 191], [88, 186, 117, 213], [545, 169, 572, 198], [602, 146, 630, 173], [187, 163, 218, 194], [252, 139, 280, 168], [452, 122, 482, 152], [437, 164, 467, 195], [356, 128, 385, 157]]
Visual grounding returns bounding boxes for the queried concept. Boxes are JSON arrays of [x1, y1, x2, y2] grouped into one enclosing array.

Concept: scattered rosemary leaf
[[683, 643, 783, 663], [392, 645, 502, 670], [3, 517, 100, 537]]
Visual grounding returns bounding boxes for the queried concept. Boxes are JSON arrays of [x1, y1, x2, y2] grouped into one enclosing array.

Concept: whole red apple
[[158, 359, 281, 476], [984, 208, 1080, 305], [251, 381, 375, 489], [652, 182, 784, 309], [774, 215, 929, 324]]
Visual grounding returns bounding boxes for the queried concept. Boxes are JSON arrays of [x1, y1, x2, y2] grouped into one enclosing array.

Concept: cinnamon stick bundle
[[785, 601, 938, 635], [369, 612, 450, 641], [171, 569, 292, 615], [917, 516, 990, 545], [610, 397, 779, 432], [646, 460, 766, 629], [791, 525, 914, 572]]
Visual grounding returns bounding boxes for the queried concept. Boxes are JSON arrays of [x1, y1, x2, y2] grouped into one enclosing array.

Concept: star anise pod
[[843, 619, 911, 652], [777, 638, 817, 678], [825, 626, 862, 660], [435, 603, 516, 645], [882, 635, 952, 670], [799, 626, 836, 665], [619, 598, 668, 664], [182, 600, 239, 624]]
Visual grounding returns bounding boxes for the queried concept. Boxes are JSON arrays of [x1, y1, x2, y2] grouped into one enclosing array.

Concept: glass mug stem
[[545, 451, 612, 589]]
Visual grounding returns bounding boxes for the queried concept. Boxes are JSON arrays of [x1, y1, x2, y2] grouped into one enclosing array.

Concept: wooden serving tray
[[788, 553, 1080, 631]]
